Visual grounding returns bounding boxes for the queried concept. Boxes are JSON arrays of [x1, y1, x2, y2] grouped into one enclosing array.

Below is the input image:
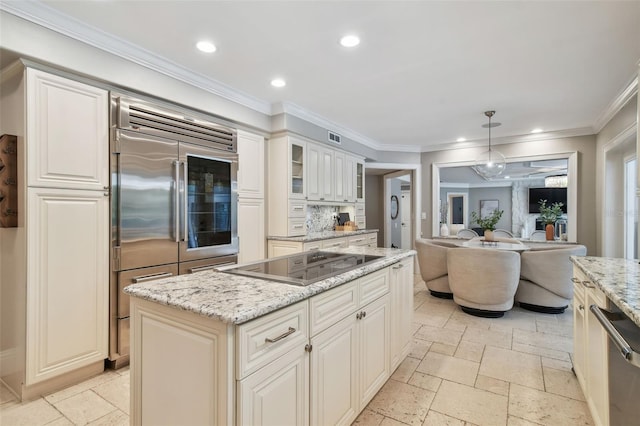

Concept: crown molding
[[0, 1, 272, 115], [419, 126, 595, 153], [274, 101, 390, 151], [593, 72, 638, 134]]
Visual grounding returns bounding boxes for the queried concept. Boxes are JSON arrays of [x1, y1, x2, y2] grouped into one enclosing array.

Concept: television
[[528, 187, 567, 213]]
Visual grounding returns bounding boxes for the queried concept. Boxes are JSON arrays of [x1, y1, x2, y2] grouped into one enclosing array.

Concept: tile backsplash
[[306, 205, 340, 232]]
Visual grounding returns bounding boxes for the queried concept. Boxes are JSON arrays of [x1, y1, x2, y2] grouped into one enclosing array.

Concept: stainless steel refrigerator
[[109, 94, 238, 367]]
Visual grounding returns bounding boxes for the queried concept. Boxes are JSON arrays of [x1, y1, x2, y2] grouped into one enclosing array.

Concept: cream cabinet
[[335, 151, 346, 202], [307, 143, 335, 202], [26, 187, 109, 384], [345, 155, 357, 202], [355, 160, 365, 203], [268, 136, 307, 237], [26, 68, 108, 190], [572, 266, 609, 426], [390, 257, 414, 371], [1, 66, 110, 400], [238, 130, 266, 263], [267, 232, 376, 258], [309, 268, 390, 425]]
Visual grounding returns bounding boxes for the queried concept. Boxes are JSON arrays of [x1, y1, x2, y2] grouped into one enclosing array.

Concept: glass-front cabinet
[[290, 139, 306, 199], [356, 160, 365, 202]]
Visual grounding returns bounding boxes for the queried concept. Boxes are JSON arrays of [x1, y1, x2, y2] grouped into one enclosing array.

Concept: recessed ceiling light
[[196, 41, 216, 53], [339, 34, 360, 48], [531, 128, 543, 134], [504, 176, 511, 179], [270, 78, 286, 88], [456, 137, 466, 142]]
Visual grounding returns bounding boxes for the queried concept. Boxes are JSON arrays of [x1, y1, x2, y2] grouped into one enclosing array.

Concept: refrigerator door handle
[[182, 160, 188, 243], [174, 160, 180, 243]]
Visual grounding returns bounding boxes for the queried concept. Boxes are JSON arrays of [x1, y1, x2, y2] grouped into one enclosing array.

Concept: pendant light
[[474, 110, 506, 179]]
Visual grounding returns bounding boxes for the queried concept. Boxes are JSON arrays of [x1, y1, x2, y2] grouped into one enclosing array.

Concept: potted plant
[[470, 208, 503, 241], [538, 199, 564, 241]]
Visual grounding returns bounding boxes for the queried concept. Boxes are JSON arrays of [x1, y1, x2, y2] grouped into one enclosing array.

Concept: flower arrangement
[[538, 199, 564, 224], [471, 208, 503, 231]]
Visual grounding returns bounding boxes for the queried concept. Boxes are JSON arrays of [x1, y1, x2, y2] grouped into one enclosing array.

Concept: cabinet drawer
[[303, 241, 322, 252], [360, 268, 390, 307], [310, 280, 358, 336], [367, 233, 378, 247], [356, 217, 366, 230], [288, 218, 306, 236], [236, 301, 309, 379], [322, 237, 348, 249], [347, 235, 368, 246], [289, 201, 306, 218], [355, 204, 365, 217]]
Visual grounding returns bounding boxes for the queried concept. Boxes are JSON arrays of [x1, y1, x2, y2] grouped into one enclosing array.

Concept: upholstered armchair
[[447, 248, 521, 317], [457, 229, 479, 239], [515, 245, 587, 313], [415, 239, 456, 298]]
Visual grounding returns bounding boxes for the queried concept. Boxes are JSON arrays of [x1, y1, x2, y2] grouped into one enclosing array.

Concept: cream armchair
[[515, 245, 587, 313], [447, 248, 521, 318], [415, 239, 456, 298]]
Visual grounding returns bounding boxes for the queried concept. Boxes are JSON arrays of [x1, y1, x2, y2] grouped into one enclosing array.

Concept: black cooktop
[[222, 251, 384, 286]]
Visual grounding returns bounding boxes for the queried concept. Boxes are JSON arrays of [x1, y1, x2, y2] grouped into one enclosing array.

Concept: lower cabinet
[[238, 348, 309, 426], [27, 187, 108, 385], [267, 232, 377, 257], [390, 257, 414, 371], [572, 266, 609, 426], [131, 256, 414, 425]]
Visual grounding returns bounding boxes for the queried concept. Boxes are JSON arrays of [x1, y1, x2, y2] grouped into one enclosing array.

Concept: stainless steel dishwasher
[[590, 304, 640, 425]]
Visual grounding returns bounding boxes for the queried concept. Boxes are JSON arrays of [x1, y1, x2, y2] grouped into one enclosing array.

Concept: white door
[[26, 187, 108, 384], [238, 348, 309, 426], [344, 156, 356, 202], [358, 295, 390, 409], [27, 68, 108, 190], [390, 258, 414, 371], [401, 190, 411, 249], [238, 198, 265, 263], [310, 315, 359, 426], [334, 151, 345, 202], [320, 147, 335, 201], [307, 143, 322, 201], [237, 130, 265, 198]]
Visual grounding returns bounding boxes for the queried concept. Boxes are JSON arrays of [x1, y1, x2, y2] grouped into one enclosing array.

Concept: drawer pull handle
[[265, 327, 296, 343], [293, 225, 303, 229], [392, 263, 404, 270], [132, 272, 173, 283], [571, 277, 580, 283], [293, 206, 304, 211], [582, 280, 595, 289]]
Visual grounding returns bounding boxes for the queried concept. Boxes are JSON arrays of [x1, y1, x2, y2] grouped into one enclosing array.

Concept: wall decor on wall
[[480, 199, 499, 219]]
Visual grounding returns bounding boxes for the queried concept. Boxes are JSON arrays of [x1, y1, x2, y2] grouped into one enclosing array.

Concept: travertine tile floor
[[1, 275, 593, 426]]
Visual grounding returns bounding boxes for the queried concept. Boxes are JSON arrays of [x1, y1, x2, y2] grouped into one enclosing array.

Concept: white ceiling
[[3, 1, 640, 152]]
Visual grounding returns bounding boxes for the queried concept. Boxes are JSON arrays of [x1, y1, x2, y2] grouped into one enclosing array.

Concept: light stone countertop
[[124, 246, 414, 325], [571, 256, 640, 327], [267, 229, 378, 242]]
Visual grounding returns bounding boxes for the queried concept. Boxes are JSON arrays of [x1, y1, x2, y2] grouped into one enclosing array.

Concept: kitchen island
[[124, 246, 415, 425]]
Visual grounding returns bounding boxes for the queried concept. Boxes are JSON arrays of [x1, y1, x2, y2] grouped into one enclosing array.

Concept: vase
[[484, 229, 494, 241], [440, 223, 449, 237], [545, 223, 555, 241]]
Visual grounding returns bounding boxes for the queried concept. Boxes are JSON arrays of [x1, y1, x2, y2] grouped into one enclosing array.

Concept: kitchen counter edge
[[124, 246, 415, 325], [267, 229, 378, 242], [571, 256, 640, 327]]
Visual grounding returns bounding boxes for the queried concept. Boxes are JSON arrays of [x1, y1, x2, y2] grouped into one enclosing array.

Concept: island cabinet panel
[[390, 257, 414, 371], [310, 314, 359, 426], [238, 347, 309, 426], [358, 295, 390, 408], [130, 298, 233, 426]]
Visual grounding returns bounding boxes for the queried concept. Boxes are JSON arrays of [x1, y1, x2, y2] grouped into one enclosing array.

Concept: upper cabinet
[[290, 139, 306, 199], [237, 130, 265, 199], [356, 160, 365, 203], [26, 69, 108, 190]]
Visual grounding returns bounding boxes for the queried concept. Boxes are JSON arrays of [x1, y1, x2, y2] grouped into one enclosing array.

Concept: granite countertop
[[571, 256, 640, 327], [267, 229, 379, 242], [124, 246, 414, 325]]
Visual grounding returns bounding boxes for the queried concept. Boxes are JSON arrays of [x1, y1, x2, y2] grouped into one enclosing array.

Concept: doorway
[[384, 171, 412, 249]]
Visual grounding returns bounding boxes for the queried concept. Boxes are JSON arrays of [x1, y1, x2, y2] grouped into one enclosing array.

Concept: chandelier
[[474, 110, 506, 179]]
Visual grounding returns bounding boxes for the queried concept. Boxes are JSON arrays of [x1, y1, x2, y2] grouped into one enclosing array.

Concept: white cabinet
[[238, 130, 266, 263], [238, 198, 265, 263], [26, 68, 108, 190], [355, 160, 365, 203], [267, 233, 376, 257], [1, 67, 110, 399], [390, 258, 414, 371], [237, 130, 265, 199], [307, 143, 335, 202], [26, 187, 108, 384], [311, 313, 359, 426], [573, 266, 609, 426], [268, 136, 307, 237], [335, 151, 346, 202], [345, 155, 357, 202], [309, 268, 390, 425], [238, 347, 309, 426]]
